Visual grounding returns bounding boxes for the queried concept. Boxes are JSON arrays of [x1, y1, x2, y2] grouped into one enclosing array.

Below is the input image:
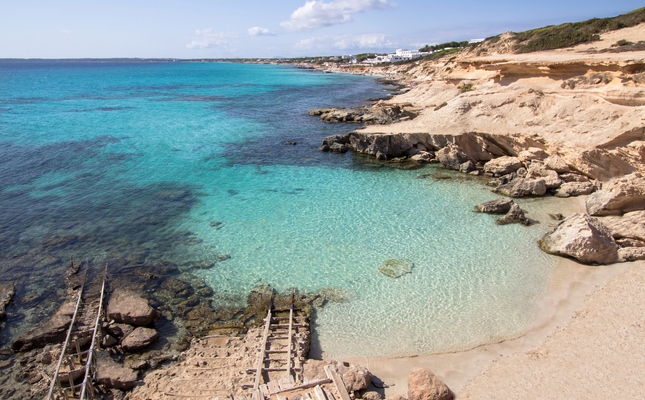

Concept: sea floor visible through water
[[0, 61, 557, 359]]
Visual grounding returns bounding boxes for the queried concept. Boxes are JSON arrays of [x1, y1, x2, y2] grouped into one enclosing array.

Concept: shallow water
[[0, 61, 555, 357]]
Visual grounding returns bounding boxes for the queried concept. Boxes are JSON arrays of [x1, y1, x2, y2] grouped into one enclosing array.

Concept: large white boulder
[[586, 173, 645, 216]]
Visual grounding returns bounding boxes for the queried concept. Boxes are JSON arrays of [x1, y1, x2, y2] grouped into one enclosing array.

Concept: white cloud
[[281, 0, 396, 30], [186, 29, 237, 50], [248, 26, 275, 36], [295, 33, 394, 51]]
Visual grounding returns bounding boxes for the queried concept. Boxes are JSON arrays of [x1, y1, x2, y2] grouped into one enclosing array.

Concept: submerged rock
[[475, 198, 514, 214], [0, 282, 15, 321], [408, 367, 453, 400], [539, 213, 618, 264], [107, 289, 156, 326], [378, 259, 414, 278], [586, 173, 645, 215], [12, 299, 75, 352]]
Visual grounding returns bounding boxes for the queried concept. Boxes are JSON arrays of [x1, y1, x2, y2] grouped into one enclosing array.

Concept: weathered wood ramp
[[46, 265, 107, 400]]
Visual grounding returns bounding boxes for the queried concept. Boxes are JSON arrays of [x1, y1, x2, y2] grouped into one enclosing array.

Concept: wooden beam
[[324, 366, 351, 400], [253, 307, 273, 392], [314, 385, 328, 400], [271, 378, 332, 394]]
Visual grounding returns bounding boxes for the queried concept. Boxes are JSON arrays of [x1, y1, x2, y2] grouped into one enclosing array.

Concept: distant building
[[363, 49, 429, 64]]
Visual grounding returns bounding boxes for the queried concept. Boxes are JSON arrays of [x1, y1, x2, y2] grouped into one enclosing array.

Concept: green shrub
[[614, 39, 634, 46]]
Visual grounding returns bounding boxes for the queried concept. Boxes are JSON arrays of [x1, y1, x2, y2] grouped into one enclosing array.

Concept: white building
[[364, 49, 429, 64]]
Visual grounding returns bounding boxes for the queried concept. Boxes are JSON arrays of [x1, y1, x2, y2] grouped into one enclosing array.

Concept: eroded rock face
[[408, 367, 453, 400], [518, 147, 548, 163], [0, 282, 15, 320], [436, 144, 470, 170], [475, 198, 515, 214], [493, 178, 547, 197], [586, 173, 645, 216], [618, 247, 645, 262], [539, 213, 618, 264], [107, 288, 155, 326], [601, 210, 645, 242], [555, 182, 595, 198], [483, 156, 522, 176], [121, 327, 159, 352]]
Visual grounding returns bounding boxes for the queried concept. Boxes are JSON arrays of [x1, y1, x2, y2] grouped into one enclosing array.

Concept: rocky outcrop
[[0, 282, 15, 321], [544, 155, 570, 173], [379, 259, 414, 278], [408, 367, 453, 400], [12, 299, 75, 352], [539, 213, 619, 264], [475, 198, 515, 214], [483, 156, 522, 176], [309, 103, 418, 125], [96, 352, 138, 390], [121, 327, 159, 352], [585, 173, 645, 215], [107, 288, 156, 326], [493, 178, 547, 197], [497, 204, 531, 226], [554, 182, 596, 197], [601, 210, 645, 242]]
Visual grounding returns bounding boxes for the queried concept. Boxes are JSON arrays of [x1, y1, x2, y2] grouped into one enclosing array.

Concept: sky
[[0, 1, 643, 59]]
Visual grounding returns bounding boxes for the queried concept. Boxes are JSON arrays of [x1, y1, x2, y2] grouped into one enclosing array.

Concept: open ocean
[[0, 61, 556, 357]]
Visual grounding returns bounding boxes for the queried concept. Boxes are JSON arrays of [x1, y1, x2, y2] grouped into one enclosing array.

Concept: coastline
[[339, 190, 633, 395]]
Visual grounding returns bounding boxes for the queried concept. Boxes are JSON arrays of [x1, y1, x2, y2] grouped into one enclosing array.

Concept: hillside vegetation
[[510, 7, 645, 53]]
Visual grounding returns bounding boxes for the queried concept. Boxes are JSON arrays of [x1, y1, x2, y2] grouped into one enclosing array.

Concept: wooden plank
[[272, 378, 332, 394], [313, 385, 328, 400], [286, 304, 294, 379], [268, 381, 280, 394], [259, 384, 270, 400], [253, 307, 273, 392], [324, 366, 351, 400]]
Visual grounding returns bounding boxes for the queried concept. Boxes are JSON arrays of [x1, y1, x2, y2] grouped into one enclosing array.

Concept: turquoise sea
[[0, 61, 555, 358]]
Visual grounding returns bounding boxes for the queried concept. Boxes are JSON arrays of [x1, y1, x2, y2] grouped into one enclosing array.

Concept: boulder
[[0, 282, 15, 320], [101, 335, 119, 348], [483, 156, 522, 176], [518, 147, 548, 163], [121, 327, 159, 352], [560, 173, 590, 183], [362, 392, 383, 400], [411, 151, 433, 162], [408, 368, 453, 400], [554, 182, 595, 198], [96, 352, 138, 390], [493, 178, 547, 197], [497, 204, 531, 226], [586, 173, 645, 216], [106, 323, 135, 339], [601, 210, 645, 242], [107, 289, 155, 326], [12, 300, 75, 352], [475, 198, 515, 214], [338, 363, 372, 393], [436, 144, 469, 170], [538, 213, 619, 264], [544, 155, 570, 173], [378, 259, 414, 278], [459, 160, 475, 173], [526, 162, 562, 189], [618, 247, 645, 262]]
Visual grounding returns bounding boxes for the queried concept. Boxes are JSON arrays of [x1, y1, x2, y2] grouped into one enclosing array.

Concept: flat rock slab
[[475, 198, 515, 214], [379, 259, 414, 278], [122, 327, 159, 352], [0, 282, 16, 320], [96, 352, 138, 390], [12, 301, 74, 352], [107, 288, 155, 326]]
